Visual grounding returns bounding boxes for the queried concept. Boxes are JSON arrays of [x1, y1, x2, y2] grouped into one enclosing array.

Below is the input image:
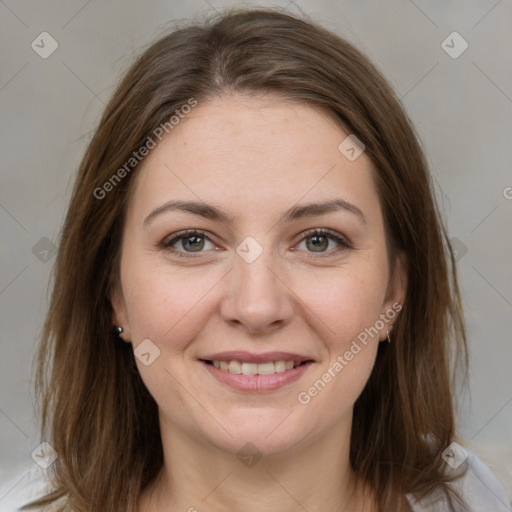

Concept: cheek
[[293, 262, 388, 350], [293, 271, 383, 418], [121, 257, 224, 350], [121, 264, 224, 419], [290, 261, 387, 404]]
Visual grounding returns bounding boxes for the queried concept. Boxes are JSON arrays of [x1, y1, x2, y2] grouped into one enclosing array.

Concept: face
[[111, 94, 406, 456]]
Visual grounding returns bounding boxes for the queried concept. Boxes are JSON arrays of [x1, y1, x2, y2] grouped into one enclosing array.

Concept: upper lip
[[200, 351, 314, 364]]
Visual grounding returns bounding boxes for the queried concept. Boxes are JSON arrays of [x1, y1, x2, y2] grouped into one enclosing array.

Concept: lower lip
[[200, 361, 313, 391]]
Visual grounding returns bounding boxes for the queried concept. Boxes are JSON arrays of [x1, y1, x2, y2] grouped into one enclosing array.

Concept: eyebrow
[[143, 198, 366, 226]]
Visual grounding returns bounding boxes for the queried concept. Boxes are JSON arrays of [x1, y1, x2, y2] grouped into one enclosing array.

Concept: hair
[[27, 7, 469, 512]]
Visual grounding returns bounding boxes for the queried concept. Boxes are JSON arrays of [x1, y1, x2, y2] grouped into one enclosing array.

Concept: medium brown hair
[[28, 7, 468, 511]]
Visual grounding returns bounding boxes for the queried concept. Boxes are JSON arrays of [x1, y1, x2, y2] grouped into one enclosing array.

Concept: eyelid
[[296, 227, 352, 247], [292, 228, 353, 258], [160, 229, 215, 258]]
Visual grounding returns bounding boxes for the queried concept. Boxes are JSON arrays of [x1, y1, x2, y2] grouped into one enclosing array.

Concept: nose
[[220, 245, 295, 336]]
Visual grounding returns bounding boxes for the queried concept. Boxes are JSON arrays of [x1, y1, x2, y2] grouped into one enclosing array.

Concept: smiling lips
[[200, 351, 314, 391]]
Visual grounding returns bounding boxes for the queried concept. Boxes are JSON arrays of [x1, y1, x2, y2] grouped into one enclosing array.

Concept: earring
[[115, 325, 123, 335], [386, 328, 391, 343]]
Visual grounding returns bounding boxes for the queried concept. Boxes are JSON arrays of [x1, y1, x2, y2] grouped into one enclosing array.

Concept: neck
[[139, 411, 377, 512]]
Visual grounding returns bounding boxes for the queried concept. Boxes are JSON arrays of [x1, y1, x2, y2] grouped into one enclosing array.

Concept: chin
[[199, 408, 313, 457]]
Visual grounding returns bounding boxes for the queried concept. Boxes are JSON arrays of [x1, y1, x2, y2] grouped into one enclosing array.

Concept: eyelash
[[160, 228, 352, 259]]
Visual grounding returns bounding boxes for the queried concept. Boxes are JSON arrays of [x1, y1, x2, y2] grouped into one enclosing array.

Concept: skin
[[111, 94, 407, 512]]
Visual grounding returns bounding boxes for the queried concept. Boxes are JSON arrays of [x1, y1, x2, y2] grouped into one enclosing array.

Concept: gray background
[[1, 0, 511, 501]]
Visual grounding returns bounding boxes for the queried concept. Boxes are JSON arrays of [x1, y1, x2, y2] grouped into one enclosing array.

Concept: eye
[[160, 228, 352, 259], [294, 228, 352, 255], [160, 229, 217, 258]]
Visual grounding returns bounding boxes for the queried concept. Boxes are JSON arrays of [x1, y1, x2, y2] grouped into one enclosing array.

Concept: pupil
[[183, 235, 204, 252], [308, 235, 327, 252]]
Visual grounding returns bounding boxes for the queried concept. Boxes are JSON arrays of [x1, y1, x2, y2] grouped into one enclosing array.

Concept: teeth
[[229, 360, 242, 374], [241, 362, 258, 375], [274, 361, 286, 373], [255, 362, 274, 375], [210, 360, 304, 375]]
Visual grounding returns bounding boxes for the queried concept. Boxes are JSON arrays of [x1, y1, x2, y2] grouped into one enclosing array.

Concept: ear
[[379, 250, 407, 341], [109, 282, 131, 343]]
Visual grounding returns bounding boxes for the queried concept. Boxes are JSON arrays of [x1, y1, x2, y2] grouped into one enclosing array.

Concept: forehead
[[127, 94, 381, 225]]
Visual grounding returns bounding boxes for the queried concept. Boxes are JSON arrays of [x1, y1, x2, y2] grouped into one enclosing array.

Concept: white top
[[0, 447, 510, 511]]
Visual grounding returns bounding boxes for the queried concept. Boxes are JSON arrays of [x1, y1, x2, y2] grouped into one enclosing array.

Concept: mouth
[[198, 351, 315, 391]]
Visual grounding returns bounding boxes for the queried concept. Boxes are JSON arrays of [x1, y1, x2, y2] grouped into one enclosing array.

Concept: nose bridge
[[220, 236, 293, 332]]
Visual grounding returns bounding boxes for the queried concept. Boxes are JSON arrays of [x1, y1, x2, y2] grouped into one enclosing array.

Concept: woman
[[3, 7, 509, 512]]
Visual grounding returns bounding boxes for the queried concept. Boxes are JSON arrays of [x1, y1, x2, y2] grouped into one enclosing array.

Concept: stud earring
[[115, 325, 123, 335]]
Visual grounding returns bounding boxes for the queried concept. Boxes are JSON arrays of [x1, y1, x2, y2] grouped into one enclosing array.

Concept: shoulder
[[0, 464, 56, 512], [406, 444, 511, 512]]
